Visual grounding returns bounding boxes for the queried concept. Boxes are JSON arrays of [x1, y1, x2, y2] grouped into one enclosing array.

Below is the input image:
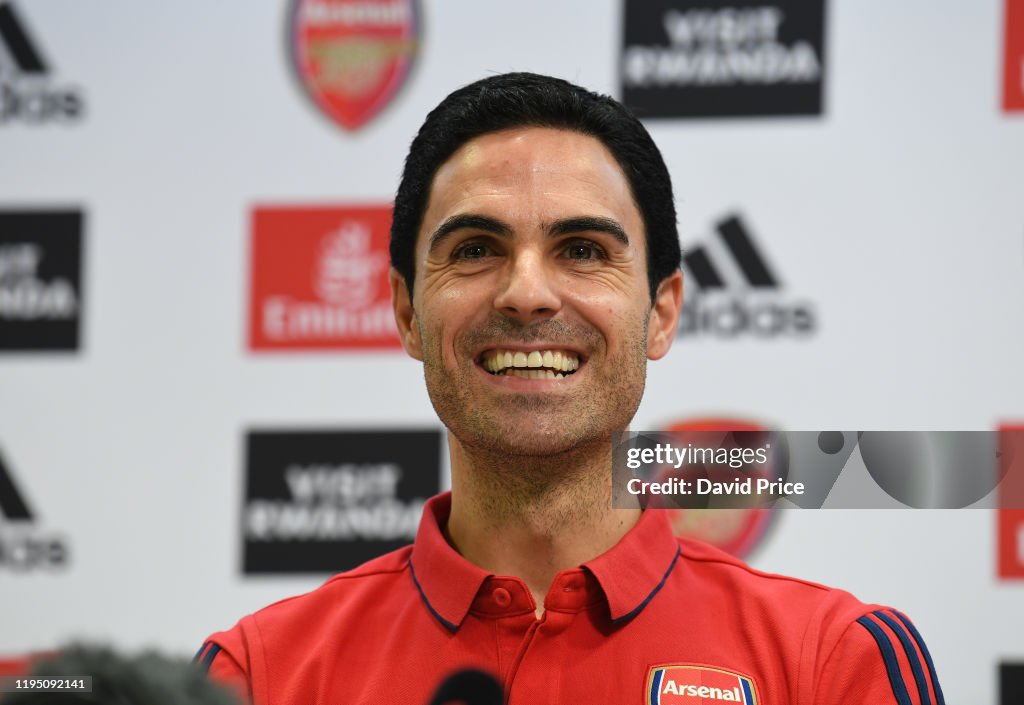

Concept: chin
[[455, 418, 616, 459]]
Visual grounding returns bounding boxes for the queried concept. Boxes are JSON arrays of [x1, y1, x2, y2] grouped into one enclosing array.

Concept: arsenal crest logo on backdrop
[[289, 0, 420, 131]]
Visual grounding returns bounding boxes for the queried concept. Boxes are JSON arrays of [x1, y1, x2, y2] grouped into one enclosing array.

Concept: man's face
[[391, 127, 681, 458]]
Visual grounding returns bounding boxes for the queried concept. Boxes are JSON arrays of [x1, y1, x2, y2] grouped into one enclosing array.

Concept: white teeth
[[482, 349, 580, 377]]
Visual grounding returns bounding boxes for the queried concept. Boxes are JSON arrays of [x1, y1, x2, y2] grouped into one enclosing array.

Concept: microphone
[[426, 669, 504, 705], [1, 643, 241, 705]]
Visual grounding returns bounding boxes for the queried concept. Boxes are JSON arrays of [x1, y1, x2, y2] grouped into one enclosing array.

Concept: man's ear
[[647, 269, 683, 360], [389, 267, 423, 361]]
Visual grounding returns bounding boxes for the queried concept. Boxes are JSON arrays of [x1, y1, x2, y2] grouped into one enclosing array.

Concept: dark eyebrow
[[548, 216, 629, 246], [427, 214, 512, 252], [426, 213, 630, 253]]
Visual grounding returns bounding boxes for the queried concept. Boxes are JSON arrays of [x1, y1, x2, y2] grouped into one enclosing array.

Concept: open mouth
[[480, 349, 581, 380]]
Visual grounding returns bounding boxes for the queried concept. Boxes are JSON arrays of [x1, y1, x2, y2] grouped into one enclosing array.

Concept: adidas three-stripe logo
[[0, 1, 83, 124], [0, 449, 34, 521], [856, 609, 945, 705], [0, 447, 68, 570], [0, 2, 47, 75], [676, 213, 815, 338], [683, 215, 780, 292]]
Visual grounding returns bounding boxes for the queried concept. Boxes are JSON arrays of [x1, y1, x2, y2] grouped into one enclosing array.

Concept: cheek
[[560, 266, 647, 308], [417, 287, 485, 357], [566, 289, 648, 334], [420, 268, 491, 309]]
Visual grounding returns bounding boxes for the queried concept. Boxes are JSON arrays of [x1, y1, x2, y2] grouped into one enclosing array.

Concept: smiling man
[[197, 73, 943, 705], [392, 123, 681, 617]]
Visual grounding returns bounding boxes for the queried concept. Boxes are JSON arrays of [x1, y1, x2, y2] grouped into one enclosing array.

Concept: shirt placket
[[502, 569, 596, 704]]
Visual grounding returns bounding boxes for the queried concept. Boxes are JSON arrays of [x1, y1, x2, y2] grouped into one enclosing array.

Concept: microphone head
[[427, 668, 504, 705]]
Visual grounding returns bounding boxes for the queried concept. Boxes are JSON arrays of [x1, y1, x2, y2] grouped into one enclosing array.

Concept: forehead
[[417, 127, 644, 250]]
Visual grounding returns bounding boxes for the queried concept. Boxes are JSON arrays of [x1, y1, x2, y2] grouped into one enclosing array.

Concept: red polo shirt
[[198, 493, 943, 704]]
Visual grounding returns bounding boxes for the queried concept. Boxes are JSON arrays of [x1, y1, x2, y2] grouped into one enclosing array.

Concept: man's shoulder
[[669, 536, 943, 703], [198, 544, 418, 695], [674, 536, 881, 623], [256, 544, 412, 620], [676, 535, 829, 590]]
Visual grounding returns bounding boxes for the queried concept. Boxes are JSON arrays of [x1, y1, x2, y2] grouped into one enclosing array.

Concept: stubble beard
[[419, 314, 649, 515]]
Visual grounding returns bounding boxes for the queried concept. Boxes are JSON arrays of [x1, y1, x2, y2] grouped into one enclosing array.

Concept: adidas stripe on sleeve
[[193, 641, 222, 672], [819, 608, 944, 705]]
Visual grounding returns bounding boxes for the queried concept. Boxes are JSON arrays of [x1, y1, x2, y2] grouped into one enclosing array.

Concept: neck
[[444, 431, 641, 615]]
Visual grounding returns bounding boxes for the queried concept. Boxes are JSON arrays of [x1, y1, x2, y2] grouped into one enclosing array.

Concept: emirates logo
[[315, 220, 387, 309]]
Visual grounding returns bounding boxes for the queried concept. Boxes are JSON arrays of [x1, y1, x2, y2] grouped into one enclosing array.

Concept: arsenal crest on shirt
[[289, 0, 420, 131], [647, 665, 759, 704]]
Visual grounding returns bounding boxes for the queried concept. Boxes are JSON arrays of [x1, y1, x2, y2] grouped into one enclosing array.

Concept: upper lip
[[476, 343, 585, 356]]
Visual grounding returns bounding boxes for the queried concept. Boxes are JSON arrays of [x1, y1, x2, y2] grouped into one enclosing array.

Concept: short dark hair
[[390, 72, 681, 302]]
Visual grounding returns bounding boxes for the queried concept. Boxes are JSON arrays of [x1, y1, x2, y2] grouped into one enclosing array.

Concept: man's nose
[[492, 251, 561, 324]]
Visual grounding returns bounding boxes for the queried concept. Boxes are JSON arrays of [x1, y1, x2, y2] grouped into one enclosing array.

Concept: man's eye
[[564, 242, 603, 260], [455, 243, 491, 259]]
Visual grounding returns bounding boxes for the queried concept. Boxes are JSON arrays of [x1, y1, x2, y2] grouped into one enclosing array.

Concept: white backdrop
[[1, 1, 1022, 703]]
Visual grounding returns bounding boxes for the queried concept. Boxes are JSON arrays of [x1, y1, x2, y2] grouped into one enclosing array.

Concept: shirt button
[[492, 587, 512, 608]]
